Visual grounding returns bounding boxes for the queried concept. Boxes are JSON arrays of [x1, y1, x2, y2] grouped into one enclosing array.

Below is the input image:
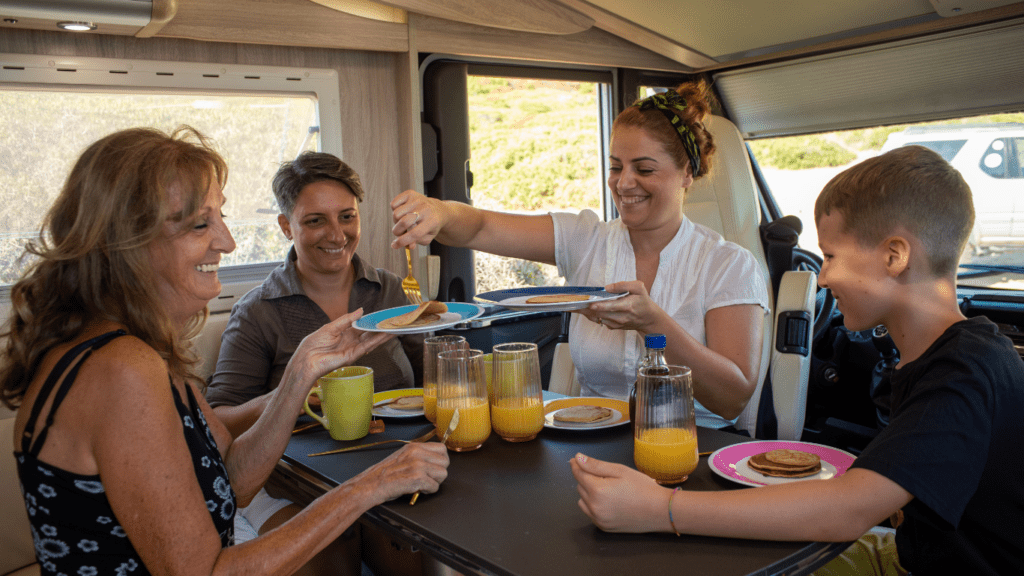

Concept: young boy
[[570, 145, 1024, 575]]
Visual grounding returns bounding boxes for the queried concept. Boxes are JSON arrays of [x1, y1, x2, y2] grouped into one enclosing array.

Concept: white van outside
[[881, 124, 1024, 254]]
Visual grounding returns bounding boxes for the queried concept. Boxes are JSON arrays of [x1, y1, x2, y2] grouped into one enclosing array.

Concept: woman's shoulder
[[27, 331, 171, 429], [551, 209, 611, 242], [80, 333, 167, 385]]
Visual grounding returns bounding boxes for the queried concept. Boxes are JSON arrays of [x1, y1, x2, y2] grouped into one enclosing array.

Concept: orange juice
[[482, 353, 493, 401], [491, 397, 544, 441], [423, 387, 437, 423], [436, 397, 490, 451], [634, 427, 698, 484]]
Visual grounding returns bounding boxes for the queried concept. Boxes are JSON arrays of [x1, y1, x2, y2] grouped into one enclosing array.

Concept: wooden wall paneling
[[156, 0, 409, 53], [411, 13, 690, 72], [332, 50, 410, 277], [384, 0, 594, 35], [396, 17, 427, 287], [136, 0, 179, 38]]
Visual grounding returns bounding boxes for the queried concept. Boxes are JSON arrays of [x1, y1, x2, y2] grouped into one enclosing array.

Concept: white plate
[[354, 302, 485, 334], [476, 286, 627, 312], [372, 388, 425, 418], [708, 440, 856, 488], [542, 397, 630, 430]]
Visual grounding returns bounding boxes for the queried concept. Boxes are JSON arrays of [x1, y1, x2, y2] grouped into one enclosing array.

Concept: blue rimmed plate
[[475, 286, 627, 312], [354, 302, 485, 334]]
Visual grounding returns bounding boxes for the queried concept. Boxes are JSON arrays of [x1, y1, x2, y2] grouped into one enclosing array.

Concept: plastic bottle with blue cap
[[629, 333, 668, 426]]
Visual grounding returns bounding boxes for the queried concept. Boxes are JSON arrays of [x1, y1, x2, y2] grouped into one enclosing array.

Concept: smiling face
[[608, 125, 693, 233], [816, 211, 893, 332], [279, 179, 361, 279], [148, 180, 236, 327]]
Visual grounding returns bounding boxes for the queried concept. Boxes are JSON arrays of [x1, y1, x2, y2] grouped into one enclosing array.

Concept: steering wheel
[[790, 248, 838, 339]]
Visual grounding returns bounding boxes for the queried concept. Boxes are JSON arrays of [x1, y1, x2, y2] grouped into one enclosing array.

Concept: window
[[0, 53, 342, 297], [906, 139, 967, 162], [468, 75, 606, 294], [748, 114, 1024, 291], [980, 138, 1024, 179], [421, 59, 613, 301]]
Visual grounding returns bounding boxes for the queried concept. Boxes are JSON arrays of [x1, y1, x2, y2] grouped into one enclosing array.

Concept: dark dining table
[[272, 395, 848, 576]]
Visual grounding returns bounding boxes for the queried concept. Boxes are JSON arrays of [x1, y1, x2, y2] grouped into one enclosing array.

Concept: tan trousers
[[814, 527, 909, 576]]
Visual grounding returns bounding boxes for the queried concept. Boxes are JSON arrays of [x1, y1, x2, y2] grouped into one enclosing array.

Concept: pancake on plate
[[387, 396, 424, 410], [553, 405, 613, 424], [377, 301, 447, 329], [748, 449, 821, 478], [525, 294, 592, 304]]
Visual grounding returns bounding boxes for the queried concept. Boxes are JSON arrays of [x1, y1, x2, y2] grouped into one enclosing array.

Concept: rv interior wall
[[0, 14, 681, 286], [0, 28, 413, 278]]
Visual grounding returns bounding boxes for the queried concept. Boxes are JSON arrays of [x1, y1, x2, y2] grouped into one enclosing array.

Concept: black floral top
[[15, 330, 235, 576]]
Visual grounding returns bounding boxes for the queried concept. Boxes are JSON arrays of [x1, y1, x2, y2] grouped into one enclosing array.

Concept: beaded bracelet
[[668, 487, 681, 536]]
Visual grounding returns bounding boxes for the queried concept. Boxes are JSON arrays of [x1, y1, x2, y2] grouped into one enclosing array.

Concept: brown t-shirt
[[205, 248, 423, 408]]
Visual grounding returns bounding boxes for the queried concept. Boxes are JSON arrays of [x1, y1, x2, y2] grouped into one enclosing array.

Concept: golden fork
[[402, 247, 423, 304], [307, 428, 435, 456]]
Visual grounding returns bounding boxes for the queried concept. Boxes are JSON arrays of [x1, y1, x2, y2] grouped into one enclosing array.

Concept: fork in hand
[[402, 247, 423, 304]]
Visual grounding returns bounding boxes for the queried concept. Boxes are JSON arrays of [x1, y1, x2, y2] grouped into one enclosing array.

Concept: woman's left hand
[[576, 280, 667, 333], [293, 309, 395, 385], [570, 453, 669, 533]]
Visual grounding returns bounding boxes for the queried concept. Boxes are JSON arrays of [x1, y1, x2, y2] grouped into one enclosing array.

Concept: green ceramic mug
[[304, 366, 374, 441]]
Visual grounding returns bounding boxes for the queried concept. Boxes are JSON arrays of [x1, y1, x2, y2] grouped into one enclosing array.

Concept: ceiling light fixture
[[57, 21, 97, 31]]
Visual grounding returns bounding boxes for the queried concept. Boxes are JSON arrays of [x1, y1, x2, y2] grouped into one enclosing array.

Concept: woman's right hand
[[390, 189, 444, 249], [363, 442, 450, 503], [291, 309, 395, 388]]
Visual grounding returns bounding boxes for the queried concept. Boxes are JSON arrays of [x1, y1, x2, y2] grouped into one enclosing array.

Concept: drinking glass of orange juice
[[490, 342, 545, 442], [634, 365, 698, 484], [423, 335, 468, 423], [436, 348, 490, 451]]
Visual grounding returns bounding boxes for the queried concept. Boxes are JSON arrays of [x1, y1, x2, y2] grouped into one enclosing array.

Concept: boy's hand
[[570, 453, 669, 533]]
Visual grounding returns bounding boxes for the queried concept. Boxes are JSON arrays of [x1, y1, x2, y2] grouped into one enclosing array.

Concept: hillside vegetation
[[749, 113, 1024, 169]]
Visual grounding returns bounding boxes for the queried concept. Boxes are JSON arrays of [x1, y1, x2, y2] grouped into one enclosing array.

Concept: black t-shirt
[[852, 316, 1024, 575]]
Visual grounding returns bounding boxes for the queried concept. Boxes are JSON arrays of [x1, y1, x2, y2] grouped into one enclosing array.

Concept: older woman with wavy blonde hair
[[2, 126, 448, 576]]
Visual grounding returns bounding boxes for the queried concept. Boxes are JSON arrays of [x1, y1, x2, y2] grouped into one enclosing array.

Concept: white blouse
[[551, 209, 770, 429]]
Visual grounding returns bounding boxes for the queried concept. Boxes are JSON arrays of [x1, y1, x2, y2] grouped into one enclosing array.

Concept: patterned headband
[[634, 91, 702, 176]]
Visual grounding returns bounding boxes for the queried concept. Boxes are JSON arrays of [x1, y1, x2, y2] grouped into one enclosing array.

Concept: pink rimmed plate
[[709, 440, 856, 487]]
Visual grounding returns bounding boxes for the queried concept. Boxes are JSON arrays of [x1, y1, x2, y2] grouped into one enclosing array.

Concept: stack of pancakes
[[378, 301, 447, 329], [748, 449, 821, 478]]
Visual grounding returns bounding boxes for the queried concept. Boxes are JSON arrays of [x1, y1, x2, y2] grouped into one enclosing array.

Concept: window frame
[[0, 53, 342, 311], [419, 54, 618, 301]]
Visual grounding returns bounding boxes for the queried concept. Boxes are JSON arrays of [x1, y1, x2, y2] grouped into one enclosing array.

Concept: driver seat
[[683, 115, 816, 440]]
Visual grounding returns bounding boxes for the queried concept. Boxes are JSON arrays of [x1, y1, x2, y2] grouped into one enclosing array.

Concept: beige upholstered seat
[[684, 115, 814, 440], [1, 410, 41, 576]]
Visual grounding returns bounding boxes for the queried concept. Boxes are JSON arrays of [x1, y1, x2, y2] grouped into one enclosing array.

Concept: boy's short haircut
[[814, 145, 975, 276]]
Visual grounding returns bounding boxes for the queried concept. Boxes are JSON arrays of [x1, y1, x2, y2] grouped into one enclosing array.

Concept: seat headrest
[[683, 115, 767, 270]]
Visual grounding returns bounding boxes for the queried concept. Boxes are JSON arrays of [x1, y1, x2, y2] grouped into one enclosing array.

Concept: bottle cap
[[645, 333, 666, 349]]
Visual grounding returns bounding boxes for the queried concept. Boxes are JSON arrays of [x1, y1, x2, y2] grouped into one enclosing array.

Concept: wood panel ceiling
[[2, 0, 1023, 71]]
